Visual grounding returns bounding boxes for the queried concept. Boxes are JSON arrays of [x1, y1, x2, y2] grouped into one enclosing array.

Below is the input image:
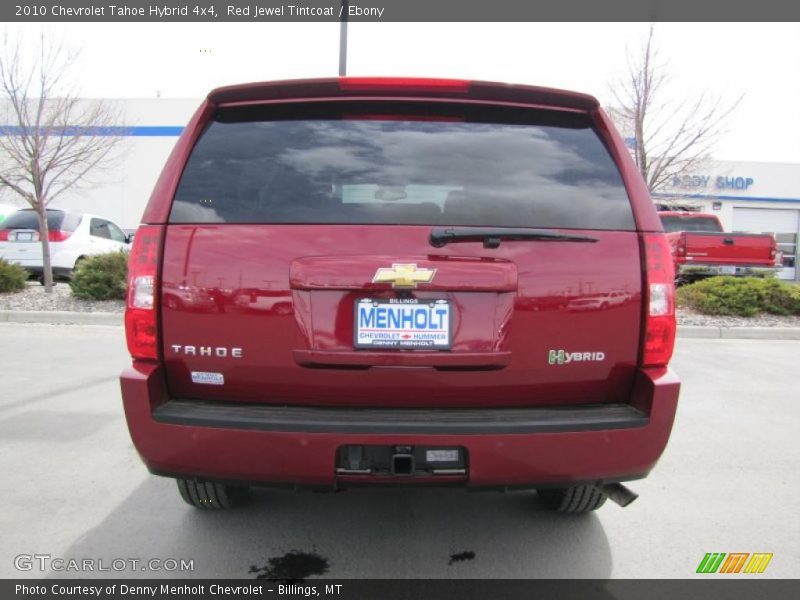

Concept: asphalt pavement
[[0, 323, 797, 579]]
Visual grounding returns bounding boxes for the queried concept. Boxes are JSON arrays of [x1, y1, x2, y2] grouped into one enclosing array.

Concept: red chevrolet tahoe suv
[[120, 78, 680, 514]]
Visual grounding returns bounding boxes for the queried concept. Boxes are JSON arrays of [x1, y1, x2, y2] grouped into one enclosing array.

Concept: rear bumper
[[677, 263, 781, 277], [120, 363, 680, 488]]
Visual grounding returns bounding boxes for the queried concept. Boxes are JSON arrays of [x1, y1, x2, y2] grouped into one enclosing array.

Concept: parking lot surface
[[1, 323, 798, 578]]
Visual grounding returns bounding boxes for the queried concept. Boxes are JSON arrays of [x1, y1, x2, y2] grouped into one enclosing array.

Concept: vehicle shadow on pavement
[[55, 476, 612, 579]]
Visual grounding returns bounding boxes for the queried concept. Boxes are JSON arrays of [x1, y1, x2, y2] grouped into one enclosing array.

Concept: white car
[[0, 208, 131, 279]]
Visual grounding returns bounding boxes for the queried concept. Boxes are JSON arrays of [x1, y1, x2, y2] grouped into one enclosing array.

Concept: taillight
[[0, 230, 8, 241], [338, 77, 471, 93], [48, 230, 72, 242], [642, 234, 676, 368], [677, 237, 687, 257], [770, 235, 778, 261], [125, 225, 162, 360]]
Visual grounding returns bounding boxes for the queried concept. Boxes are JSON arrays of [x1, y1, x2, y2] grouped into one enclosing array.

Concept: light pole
[[339, 0, 348, 76]]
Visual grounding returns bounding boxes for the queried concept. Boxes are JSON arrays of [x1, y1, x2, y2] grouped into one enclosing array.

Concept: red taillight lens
[[48, 230, 72, 242], [338, 77, 471, 93], [642, 234, 676, 368], [125, 225, 162, 360], [0, 230, 8, 241]]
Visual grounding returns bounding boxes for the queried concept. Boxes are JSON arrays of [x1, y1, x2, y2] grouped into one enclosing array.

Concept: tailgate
[[160, 225, 642, 407], [682, 232, 775, 266], [0, 230, 43, 264]]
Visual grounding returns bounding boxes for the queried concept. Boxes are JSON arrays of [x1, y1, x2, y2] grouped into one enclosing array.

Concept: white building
[[3, 100, 799, 280]]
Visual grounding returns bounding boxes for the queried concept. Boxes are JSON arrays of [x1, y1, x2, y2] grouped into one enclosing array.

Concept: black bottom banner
[[4, 579, 799, 600]]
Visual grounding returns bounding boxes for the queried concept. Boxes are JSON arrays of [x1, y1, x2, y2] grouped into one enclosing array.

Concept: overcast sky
[[10, 22, 800, 163]]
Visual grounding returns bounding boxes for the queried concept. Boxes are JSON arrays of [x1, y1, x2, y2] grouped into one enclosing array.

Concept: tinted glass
[[171, 104, 634, 230], [1, 209, 65, 231], [660, 215, 723, 233], [62, 213, 83, 232], [90, 218, 111, 239], [106, 222, 128, 243]]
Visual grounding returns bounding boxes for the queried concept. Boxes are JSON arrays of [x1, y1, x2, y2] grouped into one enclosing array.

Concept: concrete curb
[[2, 311, 800, 340], [0, 310, 123, 326], [677, 325, 800, 340]]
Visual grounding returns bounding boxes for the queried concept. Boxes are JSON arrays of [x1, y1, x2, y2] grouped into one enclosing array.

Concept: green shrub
[[69, 251, 129, 300], [756, 278, 800, 315], [677, 276, 800, 317], [0, 258, 29, 293]]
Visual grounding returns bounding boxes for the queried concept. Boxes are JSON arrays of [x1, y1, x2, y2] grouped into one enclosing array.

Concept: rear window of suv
[[171, 102, 635, 230], [659, 215, 723, 233]]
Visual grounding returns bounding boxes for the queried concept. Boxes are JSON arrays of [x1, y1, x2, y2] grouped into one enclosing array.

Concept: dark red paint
[[122, 77, 680, 489]]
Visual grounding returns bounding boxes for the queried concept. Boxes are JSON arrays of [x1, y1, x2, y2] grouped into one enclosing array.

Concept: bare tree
[[609, 25, 741, 195], [0, 33, 124, 292]]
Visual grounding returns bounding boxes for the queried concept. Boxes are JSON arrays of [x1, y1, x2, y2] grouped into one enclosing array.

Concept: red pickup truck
[[659, 212, 780, 281], [120, 77, 680, 514]]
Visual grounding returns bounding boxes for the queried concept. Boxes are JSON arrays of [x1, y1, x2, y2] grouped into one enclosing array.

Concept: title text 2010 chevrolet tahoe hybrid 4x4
[[120, 78, 680, 513]]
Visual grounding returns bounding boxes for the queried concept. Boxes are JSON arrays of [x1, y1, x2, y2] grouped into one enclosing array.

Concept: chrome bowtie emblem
[[372, 264, 437, 288]]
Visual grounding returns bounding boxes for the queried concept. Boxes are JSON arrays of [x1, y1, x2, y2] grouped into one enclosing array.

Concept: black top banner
[[4, 0, 800, 22]]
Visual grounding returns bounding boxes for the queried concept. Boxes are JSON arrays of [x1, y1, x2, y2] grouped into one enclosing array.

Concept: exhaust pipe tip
[[599, 483, 639, 507]]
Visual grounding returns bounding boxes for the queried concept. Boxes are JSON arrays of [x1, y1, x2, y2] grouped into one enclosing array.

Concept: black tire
[[176, 478, 247, 509], [537, 485, 607, 513], [69, 257, 87, 280]]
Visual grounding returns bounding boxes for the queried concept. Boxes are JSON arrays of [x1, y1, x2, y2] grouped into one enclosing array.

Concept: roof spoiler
[[208, 77, 599, 112]]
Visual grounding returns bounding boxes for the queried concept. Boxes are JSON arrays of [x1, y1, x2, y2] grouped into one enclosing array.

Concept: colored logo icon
[[696, 553, 773, 574]]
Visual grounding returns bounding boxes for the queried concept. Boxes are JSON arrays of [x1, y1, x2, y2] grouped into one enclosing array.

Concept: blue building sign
[[716, 176, 754, 190], [672, 174, 754, 190]]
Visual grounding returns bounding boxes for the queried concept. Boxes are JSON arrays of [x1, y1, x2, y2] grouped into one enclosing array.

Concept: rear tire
[[176, 478, 247, 509], [537, 485, 607, 513], [69, 257, 87, 280]]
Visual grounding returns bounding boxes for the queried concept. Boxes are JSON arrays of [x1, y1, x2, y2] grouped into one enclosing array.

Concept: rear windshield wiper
[[429, 227, 599, 249]]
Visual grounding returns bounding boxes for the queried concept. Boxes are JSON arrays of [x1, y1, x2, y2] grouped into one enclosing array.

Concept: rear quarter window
[[62, 213, 83, 232], [660, 215, 723, 233], [171, 103, 635, 230]]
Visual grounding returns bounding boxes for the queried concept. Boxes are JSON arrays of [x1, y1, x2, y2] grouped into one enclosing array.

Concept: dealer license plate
[[354, 298, 451, 349]]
